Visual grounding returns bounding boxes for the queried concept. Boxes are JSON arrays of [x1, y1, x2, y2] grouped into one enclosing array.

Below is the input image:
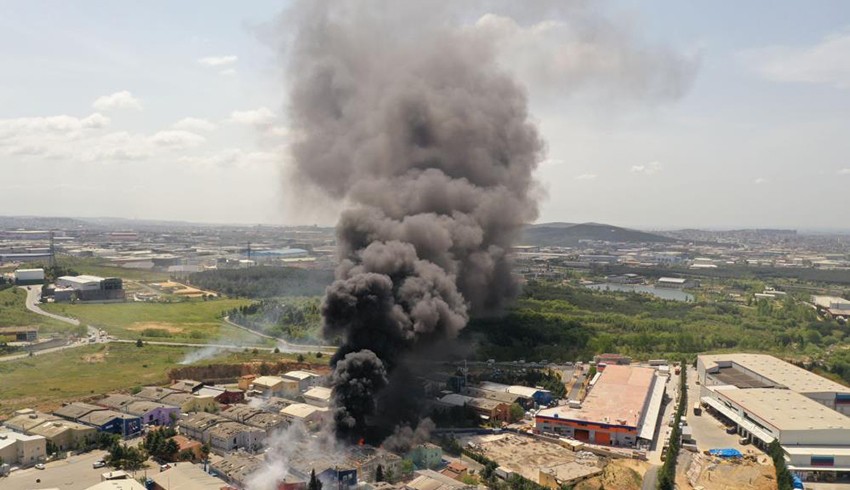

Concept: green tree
[[135, 338, 144, 348], [509, 403, 525, 423], [308, 468, 323, 490], [297, 353, 306, 363]]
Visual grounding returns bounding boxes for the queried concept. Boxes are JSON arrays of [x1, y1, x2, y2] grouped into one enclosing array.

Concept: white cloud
[[228, 107, 276, 127], [0, 113, 109, 139], [198, 55, 238, 67], [575, 173, 597, 180], [839, 168, 850, 175], [178, 149, 277, 169], [631, 161, 662, 175], [754, 177, 767, 185], [149, 130, 206, 148], [469, 13, 698, 103], [219, 68, 237, 77], [6, 145, 48, 156], [172, 117, 217, 132], [92, 91, 143, 111], [80, 131, 152, 162], [741, 31, 850, 89], [539, 158, 564, 166]]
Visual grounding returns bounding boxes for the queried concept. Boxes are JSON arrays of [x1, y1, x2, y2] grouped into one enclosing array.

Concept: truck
[[693, 402, 702, 416]]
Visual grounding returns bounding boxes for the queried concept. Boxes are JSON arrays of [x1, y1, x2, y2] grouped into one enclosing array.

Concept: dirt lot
[[575, 459, 648, 490], [459, 433, 603, 484], [679, 451, 776, 490], [127, 322, 185, 333]]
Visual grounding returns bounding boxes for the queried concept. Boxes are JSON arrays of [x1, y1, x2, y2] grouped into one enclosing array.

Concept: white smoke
[[178, 345, 225, 365], [246, 421, 343, 490]]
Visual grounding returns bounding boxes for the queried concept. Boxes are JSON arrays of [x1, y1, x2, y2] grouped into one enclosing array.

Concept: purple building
[[126, 401, 181, 426]]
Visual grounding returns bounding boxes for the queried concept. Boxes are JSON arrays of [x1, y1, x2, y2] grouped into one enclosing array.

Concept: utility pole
[[49, 231, 56, 268]]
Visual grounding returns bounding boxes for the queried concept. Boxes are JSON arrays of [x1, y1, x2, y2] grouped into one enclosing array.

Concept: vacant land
[[680, 452, 775, 490], [460, 433, 602, 484], [43, 299, 266, 345], [574, 459, 647, 490], [0, 343, 190, 417], [0, 287, 84, 336]]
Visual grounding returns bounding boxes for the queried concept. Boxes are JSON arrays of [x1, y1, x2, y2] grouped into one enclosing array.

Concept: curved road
[[1, 287, 336, 362]]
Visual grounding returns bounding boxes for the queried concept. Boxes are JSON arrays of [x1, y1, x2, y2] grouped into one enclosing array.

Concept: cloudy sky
[[1, 1, 849, 230]]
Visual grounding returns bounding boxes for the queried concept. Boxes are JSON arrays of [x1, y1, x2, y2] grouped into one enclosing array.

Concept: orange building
[[535, 365, 661, 447]]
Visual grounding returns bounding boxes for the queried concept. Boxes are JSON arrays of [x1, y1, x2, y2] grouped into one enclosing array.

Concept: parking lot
[[684, 366, 752, 454], [1, 450, 109, 490]]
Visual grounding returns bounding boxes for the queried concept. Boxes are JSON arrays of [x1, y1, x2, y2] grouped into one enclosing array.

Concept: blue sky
[[1, 1, 849, 229]]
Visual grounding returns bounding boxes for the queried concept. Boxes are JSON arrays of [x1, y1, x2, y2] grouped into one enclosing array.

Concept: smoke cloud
[[284, 0, 543, 442], [279, 0, 697, 442]]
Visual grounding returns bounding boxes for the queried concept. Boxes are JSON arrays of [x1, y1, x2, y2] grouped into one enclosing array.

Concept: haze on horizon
[[1, 1, 849, 231]]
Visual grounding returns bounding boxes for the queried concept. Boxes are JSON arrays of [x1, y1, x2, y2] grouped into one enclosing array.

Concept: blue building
[[53, 402, 141, 438]]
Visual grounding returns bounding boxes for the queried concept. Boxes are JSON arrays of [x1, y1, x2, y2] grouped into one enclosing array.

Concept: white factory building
[[13, 268, 44, 284], [697, 353, 850, 476]]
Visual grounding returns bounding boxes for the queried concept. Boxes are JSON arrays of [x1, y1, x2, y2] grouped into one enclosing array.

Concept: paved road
[[641, 464, 659, 490], [23, 285, 94, 334], [1, 450, 107, 490]]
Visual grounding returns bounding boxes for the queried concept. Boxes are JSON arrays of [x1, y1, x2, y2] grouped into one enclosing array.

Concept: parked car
[[93, 460, 106, 469], [35, 463, 45, 470]]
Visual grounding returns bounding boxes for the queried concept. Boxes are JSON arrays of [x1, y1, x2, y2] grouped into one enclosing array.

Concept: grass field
[[42, 298, 269, 345], [0, 343, 190, 417], [59, 256, 172, 282], [0, 287, 85, 336]]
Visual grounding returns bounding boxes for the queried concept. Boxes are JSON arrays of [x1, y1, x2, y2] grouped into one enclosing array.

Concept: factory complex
[[534, 365, 665, 448], [698, 353, 850, 476]]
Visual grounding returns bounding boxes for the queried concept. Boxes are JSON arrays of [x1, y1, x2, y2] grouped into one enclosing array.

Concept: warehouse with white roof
[[697, 353, 850, 477]]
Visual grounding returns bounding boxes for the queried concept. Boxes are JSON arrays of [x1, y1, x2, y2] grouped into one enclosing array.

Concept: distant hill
[[521, 222, 677, 246]]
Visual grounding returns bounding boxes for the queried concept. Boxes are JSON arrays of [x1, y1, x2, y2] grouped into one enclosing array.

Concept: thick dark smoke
[[285, 0, 542, 441], [282, 0, 696, 443]]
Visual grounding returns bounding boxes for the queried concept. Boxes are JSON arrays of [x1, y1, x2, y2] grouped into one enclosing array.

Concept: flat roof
[[304, 386, 332, 400], [57, 275, 104, 283], [281, 403, 325, 419], [638, 372, 667, 441], [283, 370, 318, 380], [85, 480, 147, 490], [30, 420, 95, 438], [252, 376, 285, 387], [150, 463, 228, 490], [700, 353, 850, 394], [537, 365, 656, 428], [719, 388, 850, 432]]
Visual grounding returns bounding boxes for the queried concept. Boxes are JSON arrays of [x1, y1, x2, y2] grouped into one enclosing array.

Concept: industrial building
[[812, 295, 850, 319], [53, 402, 141, 438], [54, 275, 125, 301], [149, 462, 230, 490], [220, 405, 286, 437], [13, 268, 44, 284], [282, 370, 322, 392], [698, 353, 850, 416], [303, 386, 332, 408], [0, 326, 38, 343], [535, 365, 664, 447], [0, 429, 47, 467], [698, 353, 850, 476], [280, 403, 328, 427]]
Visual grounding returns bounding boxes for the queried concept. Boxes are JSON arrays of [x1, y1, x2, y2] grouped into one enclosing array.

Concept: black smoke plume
[[285, 1, 543, 442]]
